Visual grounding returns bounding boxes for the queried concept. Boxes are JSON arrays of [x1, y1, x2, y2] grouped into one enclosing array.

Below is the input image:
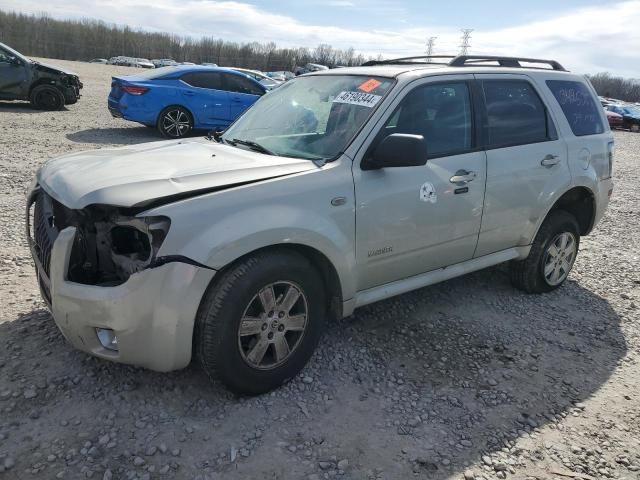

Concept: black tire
[[157, 106, 192, 138], [631, 123, 640, 133], [195, 250, 326, 395], [29, 85, 65, 110], [510, 210, 580, 294]]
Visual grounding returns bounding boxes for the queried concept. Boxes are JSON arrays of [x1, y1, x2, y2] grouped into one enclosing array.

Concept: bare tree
[[0, 10, 375, 70]]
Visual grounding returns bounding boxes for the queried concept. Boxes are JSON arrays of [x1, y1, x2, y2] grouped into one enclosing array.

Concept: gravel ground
[[1, 59, 639, 480]]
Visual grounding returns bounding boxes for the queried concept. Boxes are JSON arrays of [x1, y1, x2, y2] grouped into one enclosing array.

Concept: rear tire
[[510, 210, 580, 294], [195, 250, 326, 395], [157, 106, 192, 138], [30, 85, 65, 110]]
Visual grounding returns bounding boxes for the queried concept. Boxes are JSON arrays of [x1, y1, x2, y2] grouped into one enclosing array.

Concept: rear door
[[179, 72, 230, 127], [473, 74, 570, 257], [221, 73, 264, 120]]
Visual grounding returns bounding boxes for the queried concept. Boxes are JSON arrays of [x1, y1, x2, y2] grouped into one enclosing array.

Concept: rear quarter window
[[546, 80, 605, 136]]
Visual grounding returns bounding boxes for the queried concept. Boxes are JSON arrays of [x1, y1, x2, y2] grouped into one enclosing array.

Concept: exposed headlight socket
[[96, 328, 119, 351]]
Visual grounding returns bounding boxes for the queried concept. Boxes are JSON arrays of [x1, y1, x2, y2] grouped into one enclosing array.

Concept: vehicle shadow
[[66, 127, 161, 145], [0, 266, 625, 479], [0, 101, 67, 113]]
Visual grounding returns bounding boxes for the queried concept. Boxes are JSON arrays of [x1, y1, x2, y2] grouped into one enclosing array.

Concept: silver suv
[[27, 55, 614, 394]]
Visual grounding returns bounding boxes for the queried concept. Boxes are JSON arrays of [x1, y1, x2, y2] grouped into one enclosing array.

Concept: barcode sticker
[[333, 91, 382, 108]]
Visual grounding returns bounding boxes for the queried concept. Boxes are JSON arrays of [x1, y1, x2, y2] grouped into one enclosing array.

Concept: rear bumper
[[31, 227, 216, 372], [592, 177, 613, 230]]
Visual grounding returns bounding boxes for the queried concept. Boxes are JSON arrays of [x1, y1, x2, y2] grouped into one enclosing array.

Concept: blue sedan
[[108, 66, 267, 138]]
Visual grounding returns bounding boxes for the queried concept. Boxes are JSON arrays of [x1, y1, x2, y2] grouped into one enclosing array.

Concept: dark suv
[[0, 42, 82, 110]]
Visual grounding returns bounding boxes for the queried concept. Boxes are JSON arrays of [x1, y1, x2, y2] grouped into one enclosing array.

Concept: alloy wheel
[[161, 109, 190, 137], [542, 232, 577, 286], [237, 281, 308, 370]]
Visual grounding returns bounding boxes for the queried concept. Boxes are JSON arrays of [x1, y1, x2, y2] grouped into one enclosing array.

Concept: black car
[[0, 42, 82, 110]]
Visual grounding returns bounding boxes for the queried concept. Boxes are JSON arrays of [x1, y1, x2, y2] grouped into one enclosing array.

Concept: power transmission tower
[[425, 36, 437, 62], [459, 29, 473, 55]]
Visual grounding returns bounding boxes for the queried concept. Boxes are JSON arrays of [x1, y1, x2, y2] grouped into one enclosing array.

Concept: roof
[[308, 55, 573, 80]]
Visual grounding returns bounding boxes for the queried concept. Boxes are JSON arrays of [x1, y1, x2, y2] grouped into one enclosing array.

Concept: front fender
[[145, 160, 357, 301], [194, 206, 356, 300]]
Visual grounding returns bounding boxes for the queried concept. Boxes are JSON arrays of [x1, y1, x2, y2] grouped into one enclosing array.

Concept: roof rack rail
[[362, 54, 567, 71], [449, 55, 566, 71], [361, 55, 456, 66]]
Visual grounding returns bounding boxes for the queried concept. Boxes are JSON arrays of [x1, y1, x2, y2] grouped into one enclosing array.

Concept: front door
[[473, 74, 570, 257], [353, 76, 487, 291], [0, 47, 27, 99]]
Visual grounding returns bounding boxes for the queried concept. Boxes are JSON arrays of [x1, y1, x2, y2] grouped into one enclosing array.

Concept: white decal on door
[[420, 182, 437, 203]]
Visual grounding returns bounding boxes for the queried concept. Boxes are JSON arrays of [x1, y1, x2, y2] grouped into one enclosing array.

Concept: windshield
[[623, 106, 640, 116], [0, 42, 29, 63], [222, 75, 394, 160]]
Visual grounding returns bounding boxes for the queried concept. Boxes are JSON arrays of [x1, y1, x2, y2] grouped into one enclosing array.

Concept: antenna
[[425, 36, 437, 62], [459, 29, 473, 55]]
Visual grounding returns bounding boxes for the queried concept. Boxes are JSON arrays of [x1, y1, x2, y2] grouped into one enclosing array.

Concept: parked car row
[[600, 96, 640, 132]]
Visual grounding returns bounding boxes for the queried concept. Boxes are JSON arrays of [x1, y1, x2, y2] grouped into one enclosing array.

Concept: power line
[[459, 29, 473, 55]]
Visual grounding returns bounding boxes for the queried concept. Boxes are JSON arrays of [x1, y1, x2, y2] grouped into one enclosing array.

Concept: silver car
[[27, 55, 614, 394]]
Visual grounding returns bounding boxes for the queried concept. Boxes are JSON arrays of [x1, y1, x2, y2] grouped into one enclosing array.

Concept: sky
[[1, 0, 638, 77]]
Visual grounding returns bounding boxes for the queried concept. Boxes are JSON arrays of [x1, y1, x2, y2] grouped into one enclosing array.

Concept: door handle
[[183, 91, 195, 96], [541, 154, 560, 167], [449, 170, 477, 184]]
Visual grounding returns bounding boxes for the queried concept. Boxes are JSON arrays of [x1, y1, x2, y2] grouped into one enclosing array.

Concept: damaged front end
[[27, 188, 170, 290]]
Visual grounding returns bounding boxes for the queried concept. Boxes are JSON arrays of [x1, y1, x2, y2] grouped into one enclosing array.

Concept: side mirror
[[8, 55, 21, 66], [362, 134, 428, 170]]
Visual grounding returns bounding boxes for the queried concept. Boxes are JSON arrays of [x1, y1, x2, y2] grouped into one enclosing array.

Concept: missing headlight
[[108, 216, 170, 281], [67, 209, 170, 286]]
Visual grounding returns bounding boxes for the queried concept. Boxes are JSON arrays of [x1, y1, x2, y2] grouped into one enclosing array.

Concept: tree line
[[0, 10, 376, 71], [587, 73, 640, 104]]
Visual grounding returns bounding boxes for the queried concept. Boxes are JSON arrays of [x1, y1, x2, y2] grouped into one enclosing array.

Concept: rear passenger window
[[181, 72, 223, 90], [376, 82, 473, 157], [546, 80, 605, 136], [482, 80, 552, 148], [223, 74, 264, 96]]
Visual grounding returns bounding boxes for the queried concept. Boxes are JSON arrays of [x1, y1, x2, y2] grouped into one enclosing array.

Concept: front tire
[[510, 210, 580, 293], [30, 85, 65, 110], [195, 250, 326, 395], [157, 106, 193, 138], [631, 123, 640, 133]]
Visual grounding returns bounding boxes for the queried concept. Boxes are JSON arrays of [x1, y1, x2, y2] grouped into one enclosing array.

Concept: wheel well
[[550, 187, 595, 235], [213, 244, 344, 320], [29, 80, 63, 96]]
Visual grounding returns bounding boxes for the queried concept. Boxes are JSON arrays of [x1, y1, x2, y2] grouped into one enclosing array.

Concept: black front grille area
[[28, 190, 72, 278], [32, 191, 57, 277]]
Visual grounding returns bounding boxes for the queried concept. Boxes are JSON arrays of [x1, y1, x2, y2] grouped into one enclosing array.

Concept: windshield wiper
[[228, 138, 276, 156]]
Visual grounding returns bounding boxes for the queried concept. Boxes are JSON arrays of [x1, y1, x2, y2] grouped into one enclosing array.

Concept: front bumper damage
[[26, 188, 215, 371]]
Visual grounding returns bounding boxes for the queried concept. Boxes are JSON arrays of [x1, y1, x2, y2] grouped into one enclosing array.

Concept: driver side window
[[374, 82, 473, 157], [0, 50, 12, 63]]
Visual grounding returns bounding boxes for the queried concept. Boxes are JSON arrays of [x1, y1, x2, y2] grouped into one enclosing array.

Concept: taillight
[[606, 141, 614, 179], [121, 85, 149, 96]]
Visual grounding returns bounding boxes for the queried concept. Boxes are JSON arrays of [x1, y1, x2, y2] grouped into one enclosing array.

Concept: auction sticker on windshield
[[333, 91, 382, 108], [358, 79, 382, 93]]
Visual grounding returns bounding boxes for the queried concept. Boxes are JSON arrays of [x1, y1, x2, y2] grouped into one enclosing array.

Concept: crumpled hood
[[33, 61, 78, 76], [37, 138, 317, 209]]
